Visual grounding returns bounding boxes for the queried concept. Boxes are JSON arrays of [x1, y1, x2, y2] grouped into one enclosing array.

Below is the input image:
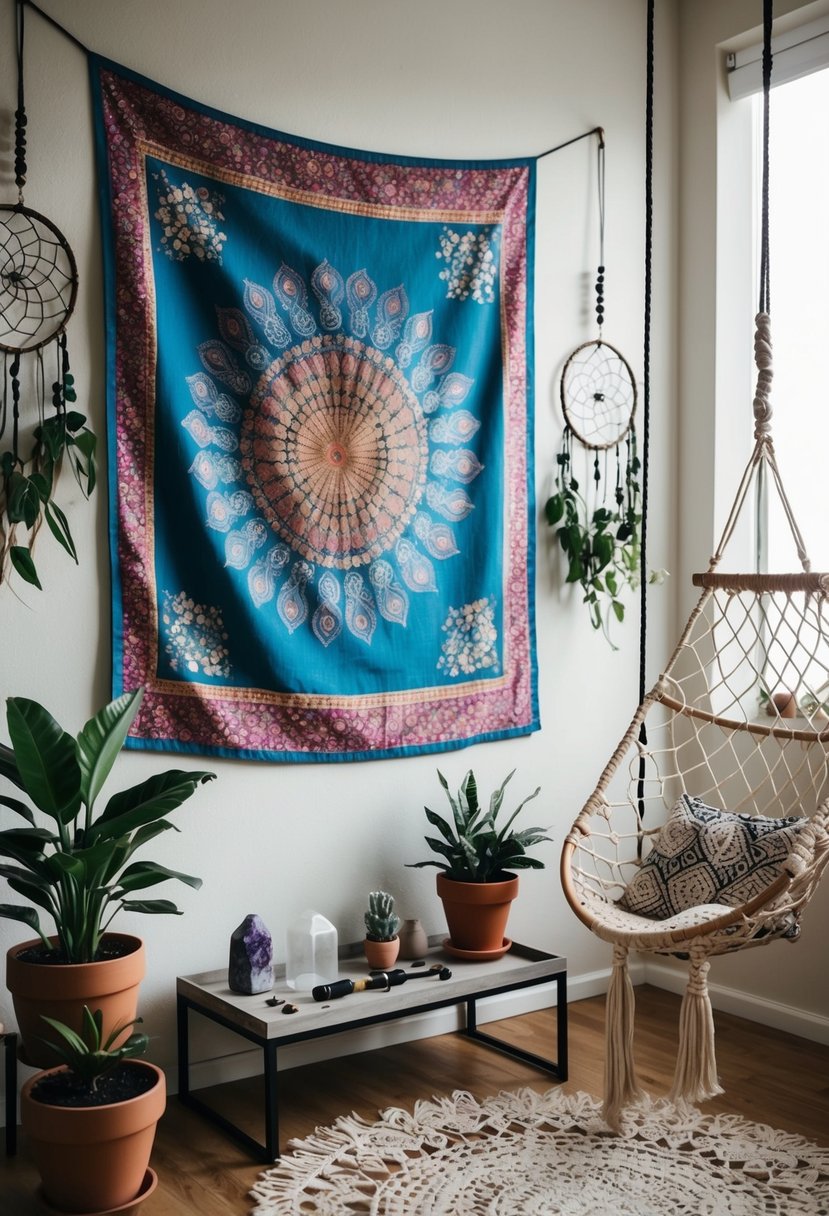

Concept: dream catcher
[[545, 132, 644, 646], [0, 0, 95, 590]]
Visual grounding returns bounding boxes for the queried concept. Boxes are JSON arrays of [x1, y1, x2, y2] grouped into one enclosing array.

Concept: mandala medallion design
[[181, 253, 486, 650], [240, 336, 428, 570]]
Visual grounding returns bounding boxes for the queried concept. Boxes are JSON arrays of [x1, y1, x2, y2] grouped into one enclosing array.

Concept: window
[[760, 66, 829, 573], [719, 21, 829, 707]]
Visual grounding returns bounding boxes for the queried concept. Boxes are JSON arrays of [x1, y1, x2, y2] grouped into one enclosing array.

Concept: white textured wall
[[0, 0, 675, 1077], [6, 0, 823, 1092]]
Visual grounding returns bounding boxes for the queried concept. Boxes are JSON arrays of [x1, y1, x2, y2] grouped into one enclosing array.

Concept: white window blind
[[726, 13, 829, 99]]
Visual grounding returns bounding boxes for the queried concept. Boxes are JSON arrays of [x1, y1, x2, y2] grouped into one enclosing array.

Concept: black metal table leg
[[177, 995, 190, 1103], [175, 995, 282, 1162], [556, 972, 568, 1081], [263, 1041, 279, 1161], [462, 985, 568, 1079], [4, 1032, 17, 1157]]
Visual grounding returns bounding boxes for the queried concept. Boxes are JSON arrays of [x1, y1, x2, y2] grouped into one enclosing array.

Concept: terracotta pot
[[21, 1060, 165, 1214], [770, 690, 798, 718], [37, 1168, 158, 1216], [6, 934, 146, 1068], [363, 936, 400, 969], [436, 872, 519, 953]]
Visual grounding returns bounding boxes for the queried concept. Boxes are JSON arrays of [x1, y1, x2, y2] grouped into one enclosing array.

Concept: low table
[[177, 939, 567, 1161]]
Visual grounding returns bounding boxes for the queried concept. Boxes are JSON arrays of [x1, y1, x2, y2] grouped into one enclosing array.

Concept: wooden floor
[[2, 984, 828, 1213]]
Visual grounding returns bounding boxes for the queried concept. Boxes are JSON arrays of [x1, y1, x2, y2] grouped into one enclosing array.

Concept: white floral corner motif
[[161, 590, 231, 677], [437, 596, 499, 677], [153, 170, 227, 264], [435, 226, 499, 304]]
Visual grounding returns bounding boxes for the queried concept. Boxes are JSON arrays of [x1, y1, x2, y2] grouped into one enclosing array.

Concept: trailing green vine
[[1, 337, 96, 590], [544, 426, 649, 649]]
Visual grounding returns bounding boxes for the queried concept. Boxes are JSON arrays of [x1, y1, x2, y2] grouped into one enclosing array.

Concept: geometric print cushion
[[617, 793, 806, 921]]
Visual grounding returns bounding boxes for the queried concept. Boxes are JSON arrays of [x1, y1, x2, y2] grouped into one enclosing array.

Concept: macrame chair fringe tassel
[[603, 943, 642, 1130], [669, 944, 723, 1105]]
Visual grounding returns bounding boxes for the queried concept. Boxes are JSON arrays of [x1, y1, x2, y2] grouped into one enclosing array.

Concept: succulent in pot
[[21, 1005, 165, 1213], [363, 889, 401, 969], [1, 685, 214, 1064], [407, 769, 550, 956]]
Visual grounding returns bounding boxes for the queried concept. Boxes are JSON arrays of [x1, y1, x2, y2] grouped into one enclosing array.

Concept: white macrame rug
[[250, 1087, 829, 1215]]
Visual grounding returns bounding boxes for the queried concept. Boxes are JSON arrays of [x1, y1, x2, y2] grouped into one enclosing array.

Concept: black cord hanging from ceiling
[[635, 0, 655, 846], [759, 0, 773, 316], [639, 0, 654, 707]]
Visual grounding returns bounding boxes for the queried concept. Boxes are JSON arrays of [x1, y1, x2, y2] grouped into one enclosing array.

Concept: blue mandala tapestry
[[91, 56, 539, 762]]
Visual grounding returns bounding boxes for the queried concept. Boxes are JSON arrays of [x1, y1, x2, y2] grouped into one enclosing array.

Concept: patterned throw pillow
[[618, 794, 806, 920]]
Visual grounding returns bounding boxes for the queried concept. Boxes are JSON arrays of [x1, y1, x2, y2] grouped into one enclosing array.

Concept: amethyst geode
[[228, 914, 274, 994]]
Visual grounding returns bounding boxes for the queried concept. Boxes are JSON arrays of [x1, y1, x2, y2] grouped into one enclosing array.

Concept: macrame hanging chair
[[560, 0, 829, 1130]]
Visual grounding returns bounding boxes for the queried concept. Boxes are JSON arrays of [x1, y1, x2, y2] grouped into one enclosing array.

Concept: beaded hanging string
[[0, 0, 93, 591], [545, 129, 643, 649]]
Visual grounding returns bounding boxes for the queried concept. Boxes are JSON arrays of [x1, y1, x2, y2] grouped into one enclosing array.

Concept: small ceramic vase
[[398, 918, 429, 960]]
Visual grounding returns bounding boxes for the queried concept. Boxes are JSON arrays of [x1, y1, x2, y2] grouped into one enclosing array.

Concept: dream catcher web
[[0, 204, 77, 350], [0, 0, 94, 591], [545, 131, 643, 646], [560, 339, 636, 449]]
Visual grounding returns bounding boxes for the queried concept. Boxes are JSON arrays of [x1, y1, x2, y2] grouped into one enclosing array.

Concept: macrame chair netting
[[561, 312, 829, 1130]]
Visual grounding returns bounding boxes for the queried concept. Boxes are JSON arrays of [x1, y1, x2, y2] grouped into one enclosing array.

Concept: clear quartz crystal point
[[285, 910, 338, 991]]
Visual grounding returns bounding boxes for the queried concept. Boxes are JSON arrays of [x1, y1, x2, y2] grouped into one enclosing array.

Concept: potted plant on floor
[[363, 890, 401, 969], [21, 1005, 165, 1214], [1, 686, 214, 1065], [407, 769, 549, 958]]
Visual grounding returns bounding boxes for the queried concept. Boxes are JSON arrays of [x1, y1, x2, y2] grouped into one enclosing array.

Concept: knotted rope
[[753, 312, 773, 440]]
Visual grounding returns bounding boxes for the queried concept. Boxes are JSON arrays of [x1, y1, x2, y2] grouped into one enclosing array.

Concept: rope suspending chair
[[561, 1, 829, 1130]]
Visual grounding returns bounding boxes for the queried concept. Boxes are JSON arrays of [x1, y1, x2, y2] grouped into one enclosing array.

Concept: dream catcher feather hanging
[[0, 1, 96, 590], [545, 132, 646, 647]]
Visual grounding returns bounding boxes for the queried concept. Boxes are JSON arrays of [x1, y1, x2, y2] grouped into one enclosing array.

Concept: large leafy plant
[[39, 1006, 149, 1095], [0, 687, 214, 962], [407, 769, 550, 882]]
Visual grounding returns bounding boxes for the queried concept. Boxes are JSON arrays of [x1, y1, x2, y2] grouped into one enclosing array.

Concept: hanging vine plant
[[546, 133, 663, 647], [545, 422, 642, 648], [0, 332, 97, 589], [0, 3, 96, 590]]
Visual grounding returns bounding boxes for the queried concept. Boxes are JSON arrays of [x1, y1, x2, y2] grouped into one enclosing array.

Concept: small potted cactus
[[363, 890, 401, 969]]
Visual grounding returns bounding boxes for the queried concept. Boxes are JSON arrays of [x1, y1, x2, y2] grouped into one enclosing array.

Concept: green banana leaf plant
[[0, 687, 214, 963]]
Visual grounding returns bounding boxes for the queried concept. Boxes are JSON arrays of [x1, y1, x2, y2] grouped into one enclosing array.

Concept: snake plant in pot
[[407, 769, 550, 957], [1, 686, 214, 1065], [21, 1005, 165, 1214]]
